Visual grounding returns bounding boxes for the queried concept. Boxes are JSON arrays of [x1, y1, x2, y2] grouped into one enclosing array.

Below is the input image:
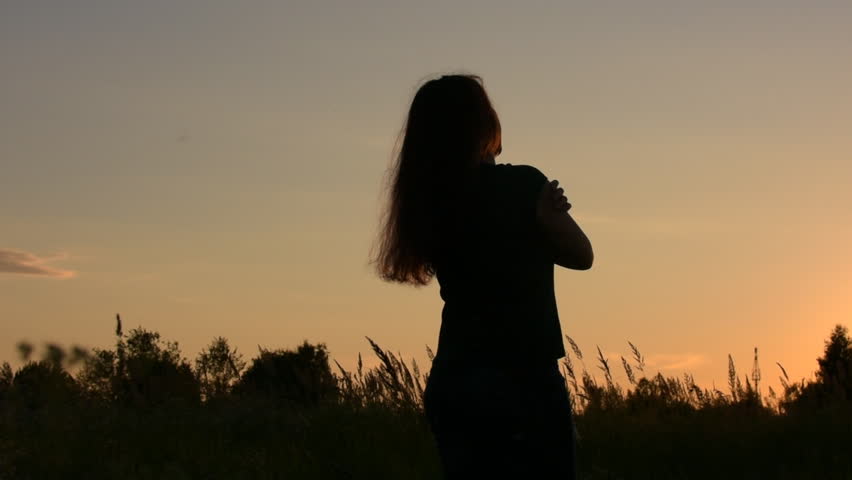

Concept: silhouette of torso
[[432, 162, 565, 368]]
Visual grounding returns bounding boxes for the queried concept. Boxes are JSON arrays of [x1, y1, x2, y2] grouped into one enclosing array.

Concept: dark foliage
[[76, 315, 200, 409], [194, 336, 247, 403], [232, 340, 338, 408], [4, 361, 80, 411], [0, 318, 850, 479], [780, 324, 852, 414]]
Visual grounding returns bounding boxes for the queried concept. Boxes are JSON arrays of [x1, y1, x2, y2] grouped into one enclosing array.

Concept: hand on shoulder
[[537, 179, 571, 223], [532, 175, 594, 270]]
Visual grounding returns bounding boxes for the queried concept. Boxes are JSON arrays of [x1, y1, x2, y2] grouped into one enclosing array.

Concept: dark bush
[[6, 361, 80, 411], [233, 340, 338, 407]]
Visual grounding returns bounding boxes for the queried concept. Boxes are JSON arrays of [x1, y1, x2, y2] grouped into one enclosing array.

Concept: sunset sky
[[2, 1, 850, 392]]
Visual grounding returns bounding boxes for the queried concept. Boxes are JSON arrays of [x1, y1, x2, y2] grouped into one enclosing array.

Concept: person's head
[[372, 74, 501, 286], [400, 74, 502, 166]]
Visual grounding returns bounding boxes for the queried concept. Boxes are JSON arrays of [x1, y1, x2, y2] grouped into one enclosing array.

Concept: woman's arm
[[535, 179, 594, 270]]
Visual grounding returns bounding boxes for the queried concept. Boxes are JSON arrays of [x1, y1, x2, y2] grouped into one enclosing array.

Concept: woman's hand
[[535, 178, 593, 270], [546, 179, 571, 213], [536, 179, 571, 226]]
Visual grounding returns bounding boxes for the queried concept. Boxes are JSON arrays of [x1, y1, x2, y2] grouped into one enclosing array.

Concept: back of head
[[374, 74, 502, 286], [402, 74, 502, 176]]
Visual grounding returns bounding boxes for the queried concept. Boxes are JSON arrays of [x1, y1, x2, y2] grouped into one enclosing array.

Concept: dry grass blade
[[565, 335, 584, 361], [621, 356, 636, 385], [361, 337, 424, 410], [728, 354, 738, 402], [596, 346, 613, 388], [333, 359, 349, 377], [776, 362, 789, 381], [628, 341, 645, 374], [562, 356, 580, 399], [777, 362, 790, 390]]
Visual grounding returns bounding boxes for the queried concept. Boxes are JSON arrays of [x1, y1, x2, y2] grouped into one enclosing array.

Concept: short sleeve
[[508, 164, 549, 229], [498, 163, 551, 264]]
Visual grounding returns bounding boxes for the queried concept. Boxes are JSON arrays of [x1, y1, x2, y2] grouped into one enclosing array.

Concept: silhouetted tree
[[76, 348, 118, 404], [233, 340, 338, 407], [119, 326, 200, 408], [75, 315, 200, 408], [194, 336, 246, 402], [816, 324, 852, 401], [781, 324, 852, 412], [0, 361, 13, 402], [6, 361, 80, 411]]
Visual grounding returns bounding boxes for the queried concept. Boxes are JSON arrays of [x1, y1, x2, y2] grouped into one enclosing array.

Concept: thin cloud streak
[[645, 353, 707, 371], [0, 248, 76, 279]]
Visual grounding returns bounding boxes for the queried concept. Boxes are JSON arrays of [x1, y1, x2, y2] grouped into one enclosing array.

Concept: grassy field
[[1, 319, 851, 479]]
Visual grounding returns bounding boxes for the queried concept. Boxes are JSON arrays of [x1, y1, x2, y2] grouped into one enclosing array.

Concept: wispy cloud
[[0, 248, 76, 279], [645, 353, 707, 371]]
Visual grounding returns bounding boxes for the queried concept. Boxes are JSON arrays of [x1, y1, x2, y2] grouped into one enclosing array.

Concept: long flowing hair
[[372, 74, 502, 286]]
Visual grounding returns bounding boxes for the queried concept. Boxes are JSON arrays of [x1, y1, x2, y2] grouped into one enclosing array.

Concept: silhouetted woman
[[373, 74, 593, 479]]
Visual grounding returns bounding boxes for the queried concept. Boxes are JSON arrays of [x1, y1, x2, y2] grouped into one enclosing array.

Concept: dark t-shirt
[[432, 162, 566, 368]]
